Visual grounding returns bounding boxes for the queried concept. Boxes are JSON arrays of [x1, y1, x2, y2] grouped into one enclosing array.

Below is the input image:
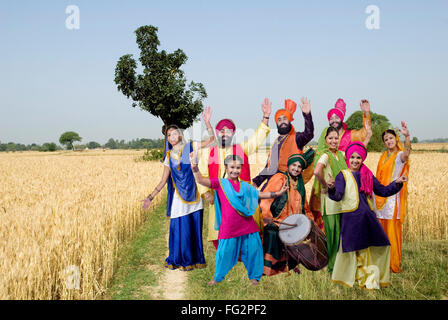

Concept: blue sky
[[1, 0, 447, 145]]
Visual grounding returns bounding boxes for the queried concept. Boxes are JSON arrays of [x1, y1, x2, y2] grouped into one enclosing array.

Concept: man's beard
[[330, 120, 343, 131], [277, 123, 292, 135], [218, 135, 233, 147]]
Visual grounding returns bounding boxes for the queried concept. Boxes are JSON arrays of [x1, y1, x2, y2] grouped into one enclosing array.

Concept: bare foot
[[250, 279, 259, 286], [208, 280, 219, 286]]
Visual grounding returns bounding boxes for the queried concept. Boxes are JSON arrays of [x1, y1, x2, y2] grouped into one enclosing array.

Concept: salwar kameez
[[328, 170, 403, 289], [210, 177, 263, 282], [163, 141, 206, 271]]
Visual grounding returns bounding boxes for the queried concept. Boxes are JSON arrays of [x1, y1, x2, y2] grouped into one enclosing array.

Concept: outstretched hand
[[141, 197, 151, 211], [202, 106, 212, 124], [278, 181, 288, 195], [399, 121, 410, 138], [299, 97, 311, 114], [360, 99, 370, 114], [261, 98, 272, 117]]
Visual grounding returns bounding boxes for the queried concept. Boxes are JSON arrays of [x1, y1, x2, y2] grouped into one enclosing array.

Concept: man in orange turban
[[253, 97, 314, 189]]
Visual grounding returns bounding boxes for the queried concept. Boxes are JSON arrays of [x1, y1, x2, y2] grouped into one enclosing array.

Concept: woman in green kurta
[[313, 127, 347, 274]]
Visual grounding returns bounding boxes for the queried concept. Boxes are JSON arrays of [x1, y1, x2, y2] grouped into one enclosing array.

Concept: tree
[[87, 141, 101, 149], [411, 137, 419, 143], [105, 138, 118, 149], [59, 131, 82, 150], [345, 111, 391, 152], [41, 142, 57, 152], [114, 25, 207, 133]]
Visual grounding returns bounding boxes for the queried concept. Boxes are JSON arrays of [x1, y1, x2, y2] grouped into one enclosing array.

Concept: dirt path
[[159, 234, 187, 300]]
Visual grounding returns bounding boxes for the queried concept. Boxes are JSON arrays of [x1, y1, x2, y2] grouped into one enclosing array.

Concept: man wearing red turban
[[197, 99, 272, 248], [253, 97, 315, 189]]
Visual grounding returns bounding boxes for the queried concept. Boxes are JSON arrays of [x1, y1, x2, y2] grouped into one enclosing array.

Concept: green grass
[[102, 201, 447, 300], [186, 206, 448, 300], [103, 199, 170, 300]]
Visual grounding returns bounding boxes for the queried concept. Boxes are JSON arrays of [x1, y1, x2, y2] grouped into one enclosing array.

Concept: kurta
[[316, 152, 346, 274], [198, 122, 270, 242], [375, 150, 409, 273], [209, 178, 263, 282], [209, 178, 259, 239], [328, 170, 403, 289], [253, 112, 314, 189], [259, 172, 312, 275]]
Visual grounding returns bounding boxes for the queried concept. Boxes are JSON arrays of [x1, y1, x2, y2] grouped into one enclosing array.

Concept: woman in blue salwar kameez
[[142, 107, 215, 270]]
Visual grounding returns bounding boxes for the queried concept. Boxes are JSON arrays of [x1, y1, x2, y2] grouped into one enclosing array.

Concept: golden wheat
[[0, 150, 164, 299]]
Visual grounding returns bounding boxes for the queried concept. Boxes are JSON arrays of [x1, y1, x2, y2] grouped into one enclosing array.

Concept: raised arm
[[190, 152, 212, 188], [362, 118, 373, 147], [399, 121, 411, 163], [373, 175, 405, 198], [197, 106, 216, 149], [351, 99, 372, 143], [296, 97, 314, 149], [241, 99, 271, 155]]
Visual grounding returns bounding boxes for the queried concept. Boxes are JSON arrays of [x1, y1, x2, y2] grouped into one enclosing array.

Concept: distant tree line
[[0, 138, 164, 152]]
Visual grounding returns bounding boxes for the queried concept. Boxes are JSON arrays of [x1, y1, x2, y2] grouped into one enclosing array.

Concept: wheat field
[[0, 148, 447, 299], [0, 150, 164, 299]]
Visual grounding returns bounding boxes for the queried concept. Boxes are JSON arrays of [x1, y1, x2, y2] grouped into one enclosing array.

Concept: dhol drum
[[278, 214, 328, 271]]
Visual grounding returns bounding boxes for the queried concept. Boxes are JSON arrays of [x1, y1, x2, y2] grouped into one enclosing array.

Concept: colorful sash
[[338, 129, 352, 152], [214, 179, 259, 231], [166, 141, 199, 217]]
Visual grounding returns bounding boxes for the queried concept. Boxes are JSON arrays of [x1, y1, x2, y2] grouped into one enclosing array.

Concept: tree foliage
[[59, 131, 82, 150], [345, 111, 391, 152], [114, 25, 207, 133]]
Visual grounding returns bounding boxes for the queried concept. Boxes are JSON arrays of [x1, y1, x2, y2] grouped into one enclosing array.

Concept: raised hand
[[299, 97, 311, 114], [278, 181, 288, 195], [261, 98, 272, 117], [360, 99, 370, 114], [202, 106, 212, 124], [399, 121, 410, 138]]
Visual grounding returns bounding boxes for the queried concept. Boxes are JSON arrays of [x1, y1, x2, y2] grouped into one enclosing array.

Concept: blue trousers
[[214, 232, 264, 282], [165, 210, 206, 270]]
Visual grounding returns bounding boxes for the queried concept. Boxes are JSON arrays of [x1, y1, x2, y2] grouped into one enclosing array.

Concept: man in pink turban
[[309, 98, 372, 231], [326, 98, 371, 152]]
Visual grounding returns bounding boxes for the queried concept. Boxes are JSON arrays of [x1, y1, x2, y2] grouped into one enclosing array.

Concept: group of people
[[142, 97, 411, 290]]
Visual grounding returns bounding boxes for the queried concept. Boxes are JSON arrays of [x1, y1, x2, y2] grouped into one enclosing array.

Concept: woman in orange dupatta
[[374, 121, 411, 273]]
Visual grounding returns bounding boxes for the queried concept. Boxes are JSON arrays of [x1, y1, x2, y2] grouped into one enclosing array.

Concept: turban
[[345, 141, 373, 197], [274, 99, 297, 123], [286, 148, 315, 170], [327, 98, 346, 122], [215, 119, 236, 134]]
